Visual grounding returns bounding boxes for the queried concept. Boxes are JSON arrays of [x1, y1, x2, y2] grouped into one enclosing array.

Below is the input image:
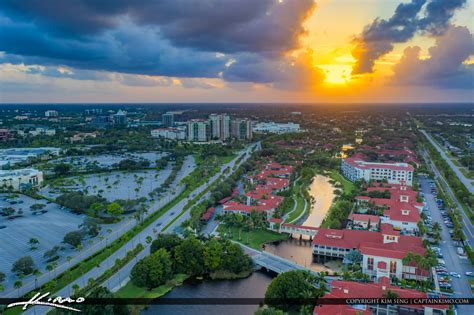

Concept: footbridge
[[238, 243, 337, 288], [268, 221, 319, 239], [279, 223, 319, 238]]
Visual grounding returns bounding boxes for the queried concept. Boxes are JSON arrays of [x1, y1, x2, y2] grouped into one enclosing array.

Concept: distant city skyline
[[0, 0, 473, 103]]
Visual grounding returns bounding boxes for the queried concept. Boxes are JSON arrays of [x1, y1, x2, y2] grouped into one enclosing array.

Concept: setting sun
[[318, 64, 352, 84]]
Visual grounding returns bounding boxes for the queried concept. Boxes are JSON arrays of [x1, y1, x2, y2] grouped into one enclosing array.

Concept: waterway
[[303, 175, 336, 227], [143, 175, 338, 314], [263, 174, 341, 273], [142, 271, 274, 315]]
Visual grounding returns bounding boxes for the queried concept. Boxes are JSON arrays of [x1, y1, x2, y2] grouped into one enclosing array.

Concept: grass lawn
[[115, 274, 188, 315], [286, 192, 306, 224], [115, 273, 188, 298], [330, 169, 354, 194], [218, 226, 288, 250]]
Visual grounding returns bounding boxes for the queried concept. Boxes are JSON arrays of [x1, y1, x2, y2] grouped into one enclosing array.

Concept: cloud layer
[[0, 0, 317, 87], [392, 26, 474, 89], [352, 0, 467, 74]]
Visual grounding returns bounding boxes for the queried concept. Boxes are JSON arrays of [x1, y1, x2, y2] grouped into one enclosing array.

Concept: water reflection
[[143, 271, 273, 315], [264, 238, 341, 272], [264, 175, 341, 272], [303, 175, 335, 227]]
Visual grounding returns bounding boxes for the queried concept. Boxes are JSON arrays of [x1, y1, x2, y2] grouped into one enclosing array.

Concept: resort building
[[312, 224, 429, 281], [342, 158, 414, 186], [0, 169, 44, 191], [314, 277, 448, 315], [151, 128, 186, 140], [222, 162, 292, 219], [348, 213, 380, 231], [355, 184, 424, 234], [253, 122, 300, 134]]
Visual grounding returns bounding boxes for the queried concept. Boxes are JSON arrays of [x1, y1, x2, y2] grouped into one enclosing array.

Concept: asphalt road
[[421, 130, 474, 195], [20, 143, 260, 315], [419, 177, 473, 315], [421, 150, 474, 247]]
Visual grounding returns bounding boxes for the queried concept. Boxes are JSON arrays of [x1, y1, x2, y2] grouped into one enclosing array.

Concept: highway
[[421, 130, 474, 195], [20, 142, 260, 315], [421, 150, 474, 247]]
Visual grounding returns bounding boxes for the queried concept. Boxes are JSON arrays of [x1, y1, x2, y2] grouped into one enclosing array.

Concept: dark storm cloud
[[352, 0, 467, 74], [0, 0, 317, 86], [392, 26, 474, 89]]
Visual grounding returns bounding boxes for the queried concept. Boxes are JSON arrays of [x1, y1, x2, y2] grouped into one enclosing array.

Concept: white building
[[187, 120, 210, 142], [312, 224, 429, 282], [341, 158, 414, 186], [253, 122, 300, 134], [45, 110, 58, 117], [28, 127, 56, 136], [151, 128, 186, 140], [231, 118, 252, 140], [0, 169, 44, 191], [209, 114, 230, 140]]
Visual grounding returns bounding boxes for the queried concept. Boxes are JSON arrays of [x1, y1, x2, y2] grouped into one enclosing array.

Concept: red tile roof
[[314, 278, 448, 314], [312, 226, 425, 260], [201, 207, 215, 221]]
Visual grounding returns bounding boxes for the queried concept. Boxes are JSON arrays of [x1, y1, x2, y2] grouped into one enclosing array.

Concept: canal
[[143, 175, 339, 314], [263, 174, 342, 272], [142, 271, 274, 315]]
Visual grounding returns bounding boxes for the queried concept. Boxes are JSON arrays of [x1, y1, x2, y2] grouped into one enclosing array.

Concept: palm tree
[[33, 269, 41, 289], [432, 222, 441, 233], [14, 280, 22, 297], [46, 264, 54, 280], [235, 214, 245, 240], [28, 238, 40, 250]]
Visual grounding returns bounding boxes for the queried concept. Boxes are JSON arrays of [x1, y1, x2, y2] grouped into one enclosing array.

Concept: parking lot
[[47, 152, 168, 172], [39, 166, 172, 201], [419, 177, 473, 313], [0, 193, 85, 278]]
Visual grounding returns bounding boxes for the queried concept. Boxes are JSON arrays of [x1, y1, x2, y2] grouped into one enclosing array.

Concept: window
[[390, 261, 397, 274], [367, 257, 374, 270]]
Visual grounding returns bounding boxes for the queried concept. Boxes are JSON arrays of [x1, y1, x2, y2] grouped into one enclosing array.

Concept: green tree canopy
[[265, 270, 317, 312], [12, 256, 36, 276], [130, 249, 173, 289]]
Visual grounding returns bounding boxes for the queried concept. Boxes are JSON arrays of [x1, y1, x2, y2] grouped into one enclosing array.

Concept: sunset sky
[[0, 0, 473, 103]]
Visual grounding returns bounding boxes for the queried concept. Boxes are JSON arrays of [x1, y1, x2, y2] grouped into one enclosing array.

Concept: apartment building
[[209, 114, 231, 140], [186, 119, 210, 142], [312, 224, 429, 281], [231, 118, 252, 140], [342, 158, 414, 186]]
